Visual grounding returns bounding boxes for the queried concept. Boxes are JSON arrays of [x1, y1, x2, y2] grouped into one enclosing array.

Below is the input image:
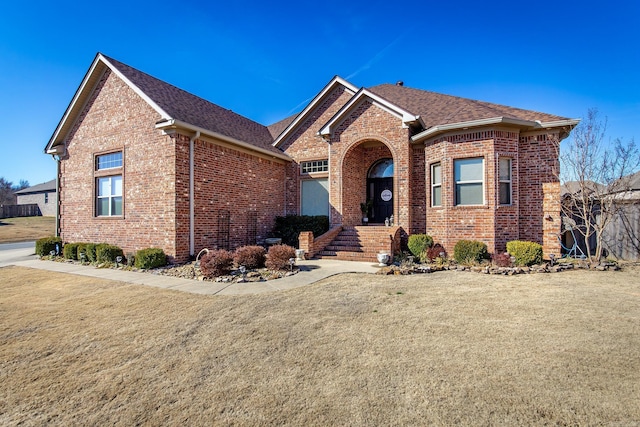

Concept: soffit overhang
[[410, 117, 581, 144], [156, 119, 292, 162]]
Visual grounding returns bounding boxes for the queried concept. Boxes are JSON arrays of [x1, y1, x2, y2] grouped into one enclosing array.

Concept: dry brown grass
[[0, 216, 56, 243], [1, 265, 639, 426]]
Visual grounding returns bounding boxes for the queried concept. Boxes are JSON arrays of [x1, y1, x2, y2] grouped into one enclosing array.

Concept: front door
[[367, 177, 393, 223]]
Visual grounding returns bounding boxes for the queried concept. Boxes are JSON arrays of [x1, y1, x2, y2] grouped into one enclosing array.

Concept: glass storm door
[[366, 158, 394, 223]]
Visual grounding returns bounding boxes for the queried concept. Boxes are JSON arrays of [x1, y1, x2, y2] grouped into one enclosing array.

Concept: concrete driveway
[[0, 241, 38, 267]]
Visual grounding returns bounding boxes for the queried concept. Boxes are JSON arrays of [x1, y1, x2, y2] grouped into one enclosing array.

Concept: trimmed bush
[[273, 215, 330, 248], [35, 236, 62, 257], [426, 243, 447, 262], [265, 244, 296, 271], [95, 243, 124, 263], [234, 245, 266, 269], [506, 240, 543, 266], [492, 252, 512, 267], [76, 243, 96, 262], [408, 234, 433, 262], [135, 248, 167, 269], [63, 243, 80, 260], [200, 249, 234, 278], [453, 240, 488, 265]]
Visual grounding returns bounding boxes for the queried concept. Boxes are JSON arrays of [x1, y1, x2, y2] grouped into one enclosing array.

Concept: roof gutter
[[155, 119, 291, 161], [410, 117, 581, 143], [189, 131, 200, 258]]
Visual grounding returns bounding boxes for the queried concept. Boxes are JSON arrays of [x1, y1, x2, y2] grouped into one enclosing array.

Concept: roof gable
[[272, 76, 358, 147], [45, 53, 287, 158], [318, 87, 422, 137]]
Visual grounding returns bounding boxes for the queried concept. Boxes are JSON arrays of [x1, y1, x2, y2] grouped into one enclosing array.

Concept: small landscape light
[[288, 257, 295, 272], [116, 255, 123, 267]]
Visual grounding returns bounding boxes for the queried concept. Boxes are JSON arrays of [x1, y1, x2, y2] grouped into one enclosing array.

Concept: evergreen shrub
[[96, 243, 124, 263], [453, 240, 488, 264], [63, 242, 80, 260], [506, 240, 543, 266], [273, 215, 329, 248], [135, 248, 167, 269], [408, 234, 433, 262], [35, 236, 62, 257]]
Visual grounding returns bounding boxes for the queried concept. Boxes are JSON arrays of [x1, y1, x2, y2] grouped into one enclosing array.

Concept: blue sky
[[1, 0, 638, 186]]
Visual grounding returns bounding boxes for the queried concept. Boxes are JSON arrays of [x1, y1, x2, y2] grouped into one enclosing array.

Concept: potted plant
[[360, 200, 373, 225]]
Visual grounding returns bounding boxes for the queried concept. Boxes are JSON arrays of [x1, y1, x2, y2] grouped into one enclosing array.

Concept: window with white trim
[[301, 159, 328, 174], [454, 157, 484, 205], [96, 175, 122, 216], [431, 162, 442, 207], [499, 158, 512, 205], [95, 151, 123, 217]]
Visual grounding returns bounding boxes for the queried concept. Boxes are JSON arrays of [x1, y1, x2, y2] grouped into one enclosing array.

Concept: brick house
[[15, 179, 57, 216], [45, 53, 578, 263]]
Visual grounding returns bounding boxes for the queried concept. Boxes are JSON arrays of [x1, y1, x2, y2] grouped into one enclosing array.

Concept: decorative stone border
[[376, 261, 621, 275]]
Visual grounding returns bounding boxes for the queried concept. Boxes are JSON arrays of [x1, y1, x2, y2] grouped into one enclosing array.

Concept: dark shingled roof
[[367, 84, 569, 128], [15, 179, 56, 194], [103, 55, 285, 156], [267, 113, 297, 140]]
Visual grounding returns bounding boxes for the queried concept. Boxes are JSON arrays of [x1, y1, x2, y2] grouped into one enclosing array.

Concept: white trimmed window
[[301, 159, 328, 174], [431, 162, 442, 207], [454, 157, 484, 205], [499, 158, 512, 205], [301, 178, 329, 216], [95, 151, 123, 217], [96, 175, 122, 216]]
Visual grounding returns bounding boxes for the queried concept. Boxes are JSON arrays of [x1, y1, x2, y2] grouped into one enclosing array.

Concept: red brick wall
[[410, 145, 426, 234], [190, 136, 286, 256], [59, 69, 287, 263], [330, 100, 411, 227], [422, 129, 561, 257], [424, 132, 497, 253], [280, 86, 353, 215], [59, 69, 180, 260], [519, 132, 561, 258]]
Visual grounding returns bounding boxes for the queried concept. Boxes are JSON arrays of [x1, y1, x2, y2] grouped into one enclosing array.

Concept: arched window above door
[[368, 158, 394, 178]]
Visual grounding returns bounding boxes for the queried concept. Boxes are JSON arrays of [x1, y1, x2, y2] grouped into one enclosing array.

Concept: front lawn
[[1, 266, 638, 425], [0, 216, 55, 243]]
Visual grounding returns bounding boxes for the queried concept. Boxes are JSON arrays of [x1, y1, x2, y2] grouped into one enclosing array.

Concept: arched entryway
[[339, 140, 395, 226], [367, 158, 393, 223]]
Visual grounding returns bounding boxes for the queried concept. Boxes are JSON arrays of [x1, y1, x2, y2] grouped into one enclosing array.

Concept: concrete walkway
[[11, 258, 380, 295]]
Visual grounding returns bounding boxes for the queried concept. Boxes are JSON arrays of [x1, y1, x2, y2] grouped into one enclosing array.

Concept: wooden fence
[[603, 203, 640, 260], [0, 204, 41, 219]]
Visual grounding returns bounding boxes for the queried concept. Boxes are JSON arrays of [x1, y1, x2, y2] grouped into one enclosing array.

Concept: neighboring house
[[44, 53, 579, 263], [14, 179, 57, 216]]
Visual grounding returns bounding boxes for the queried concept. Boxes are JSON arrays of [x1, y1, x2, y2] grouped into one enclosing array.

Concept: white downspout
[[189, 131, 200, 257]]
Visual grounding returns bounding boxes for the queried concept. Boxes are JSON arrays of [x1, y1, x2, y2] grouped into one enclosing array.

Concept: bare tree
[[0, 178, 30, 206], [0, 177, 15, 206], [560, 108, 639, 263]]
